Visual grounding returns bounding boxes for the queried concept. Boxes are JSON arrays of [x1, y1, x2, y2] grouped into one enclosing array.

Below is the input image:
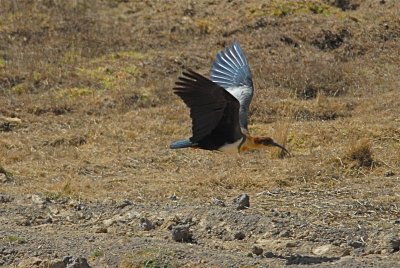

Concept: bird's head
[[253, 137, 290, 156]]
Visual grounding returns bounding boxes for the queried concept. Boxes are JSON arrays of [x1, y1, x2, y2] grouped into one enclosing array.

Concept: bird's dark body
[[195, 121, 243, 151], [173, 70, 242, 151]]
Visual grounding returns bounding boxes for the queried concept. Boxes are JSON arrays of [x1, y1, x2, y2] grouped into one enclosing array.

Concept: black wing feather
[[173, 70, 242, 145]]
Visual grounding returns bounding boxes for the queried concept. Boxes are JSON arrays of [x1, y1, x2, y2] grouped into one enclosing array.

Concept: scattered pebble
[[341, 248, 351, 256], [154, 217, 164, 227], [348, 240, 364, 249], [384, 170, 395, 177], [94, 227, 108, 233], [234, 231, 245, 240], [171, 224, 192, 242], [312, 244, 332, 256], [212, 198, 226, 207], [103, 218, 115, 227], [169, 194, 178, 200], [139, 217, 155, 231], [50, 260, 66, 267], [0, 173, 12, 183], [278, 229, 291, 238], [389, 238, 400, 253], [286, 241, 298, 248], [63, 256, 91, 268], [0, 193, 13, 203], [116, 199, 133, 209], [252, 246, 263, 256], [264, 251, 275, 258], [17, 257, 42, 268], [234, 194, 250, 210], [394, 219, 400, 225], [31, 195, 48, 208]]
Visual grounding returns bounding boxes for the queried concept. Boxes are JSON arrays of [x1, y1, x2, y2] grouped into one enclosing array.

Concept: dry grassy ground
[[1, 0, 400, 267]]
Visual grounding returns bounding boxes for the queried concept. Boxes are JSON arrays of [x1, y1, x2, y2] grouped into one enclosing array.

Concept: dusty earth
[[1, 0, 400, 267]]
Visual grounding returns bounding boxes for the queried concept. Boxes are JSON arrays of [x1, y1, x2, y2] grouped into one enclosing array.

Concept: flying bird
[[170, 42, 289, 154]]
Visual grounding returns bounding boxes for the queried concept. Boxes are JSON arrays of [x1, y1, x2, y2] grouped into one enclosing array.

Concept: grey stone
[[63, 256, 91, 268], [213, 198, 226, 207], [31, 194, 47, 208], [348, 240, 364, 249], [94, 227, 107, 233], [17, 257, 42, 267], [252, 246, 263, 256], [384, 170, 395, 177], [234, 193, 250, 210], [278, 229, 291, 238], [139, 217, 155, 231], [116, 199, 133, 209], [389, 238, 400, 253], [234, 231, 245, 240], [264, 251, 275, 258], [171, 224, 192, 242], [0, 193, 13, 203]]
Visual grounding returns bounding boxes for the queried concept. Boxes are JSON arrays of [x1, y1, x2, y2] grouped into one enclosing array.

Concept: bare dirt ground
[[1, 0, 400, 267]]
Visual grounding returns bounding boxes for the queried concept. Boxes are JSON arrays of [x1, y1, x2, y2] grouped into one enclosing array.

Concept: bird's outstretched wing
[[173, 70, 242, 143], [210, 42, 254, 132]]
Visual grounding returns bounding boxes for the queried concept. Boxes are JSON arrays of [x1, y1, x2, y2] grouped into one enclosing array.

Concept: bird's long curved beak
[[270, 141, 290, 157]]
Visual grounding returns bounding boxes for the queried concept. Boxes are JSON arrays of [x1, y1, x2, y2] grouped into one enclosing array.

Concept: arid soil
[[1, 0, 400, 267]]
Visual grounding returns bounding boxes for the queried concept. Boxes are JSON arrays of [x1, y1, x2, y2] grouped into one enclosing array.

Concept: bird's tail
[[170, 139, 195, 149]]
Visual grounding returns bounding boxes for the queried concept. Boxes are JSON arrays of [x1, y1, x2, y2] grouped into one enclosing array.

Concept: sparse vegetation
[[6, 236, 26, 244], [345, 138, 374, 168], [1, 0, 399, 267]]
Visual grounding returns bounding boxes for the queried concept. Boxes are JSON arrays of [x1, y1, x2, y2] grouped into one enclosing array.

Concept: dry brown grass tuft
[[345, 138, 374, 168], [269, 58, 349, 99], [270, 121, 290, 159]]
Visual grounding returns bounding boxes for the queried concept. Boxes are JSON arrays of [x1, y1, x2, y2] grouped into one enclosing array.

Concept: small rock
[[169, 193, 178, 200], [94, 227, 107, 233], [348, 240, 364, 249], [384, 170, 395, 177], [312, 244, 332, 255], [278, 229, 291, 238], [48, 259, 66, 268], [116, 199, 133, 209], [17, 257, 42, 267], [0, 173, 12, 183], [394, 219, 400, 224], [139, 218, 155, 231], [103, 210, 140, 227], [31, 194, 47, 208], [264, 251, 275, 258], [286, 241, 298, 248], [171, 224, 192, 242], [154, 217, 164, 226], [389, 238, 400, 253], [63, 256, 91, 268], [234, 231, 245, 240], [252, 246, 263, 256], [246, 252, 253, 257], [212, 198, 226, 207], [48, 206, 60, 215], [0, 193, 13, 203], [234, 193, 250, 210], [341, 248, 351, 256]]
